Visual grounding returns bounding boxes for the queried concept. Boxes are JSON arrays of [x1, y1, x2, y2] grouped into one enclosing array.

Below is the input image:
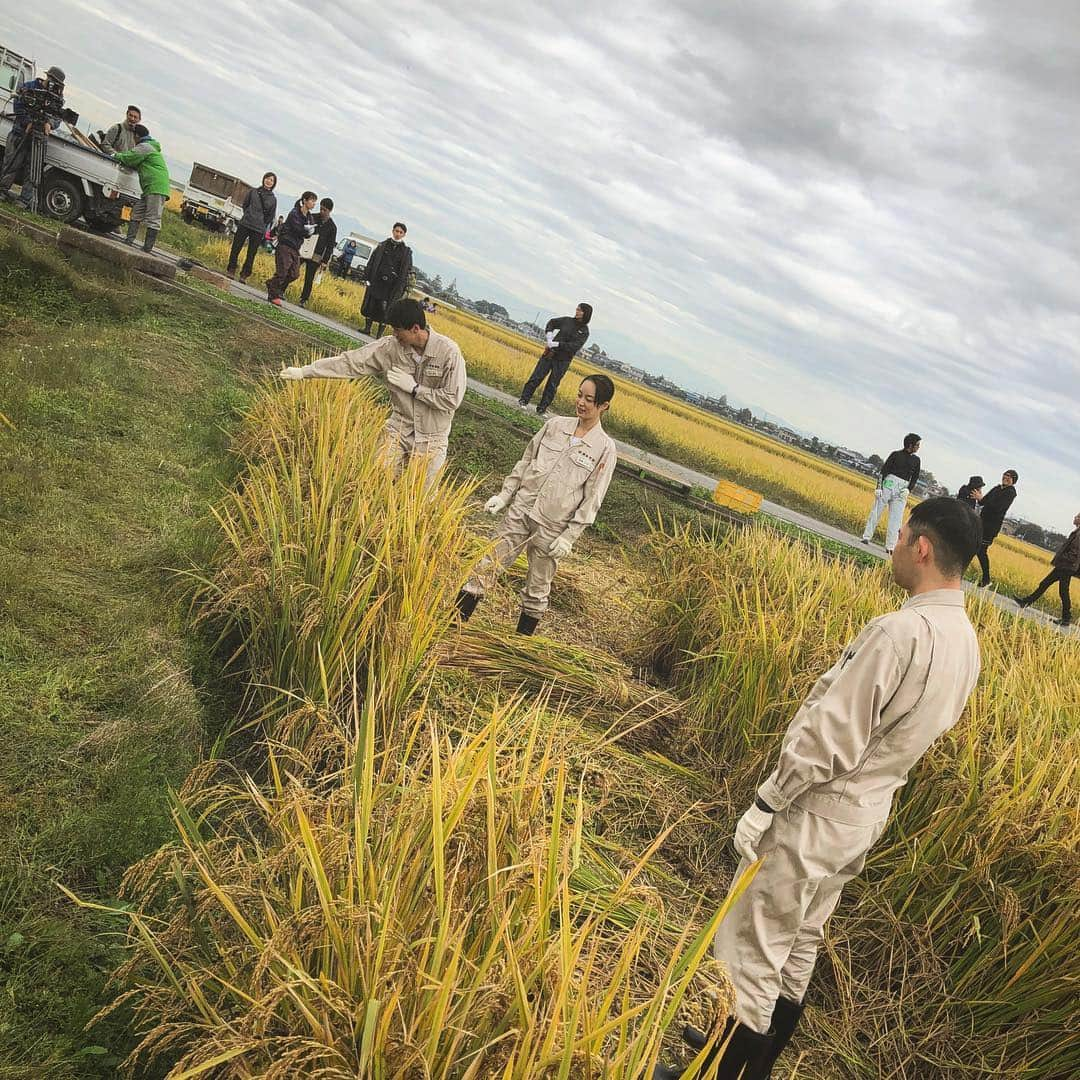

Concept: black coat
[[364, 238, 412, 301], [1052, 527, 1080, 575], [308, 215, 337, 262], [978, 484, 1016, 542], [544, 315, 590, 357], [278, 202, 314, 251]]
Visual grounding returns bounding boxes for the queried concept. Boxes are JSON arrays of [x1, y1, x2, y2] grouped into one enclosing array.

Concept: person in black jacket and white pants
[[518, 303, 592, 417], [860, 433, 921, 553]]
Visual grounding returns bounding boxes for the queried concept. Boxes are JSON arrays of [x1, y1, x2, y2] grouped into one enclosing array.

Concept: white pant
[[713, 805, 886, 1033], [861, 478, 908, 549]]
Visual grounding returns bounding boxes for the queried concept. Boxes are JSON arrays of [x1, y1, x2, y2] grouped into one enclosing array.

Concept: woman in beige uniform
[[456, 374, 617, 635]]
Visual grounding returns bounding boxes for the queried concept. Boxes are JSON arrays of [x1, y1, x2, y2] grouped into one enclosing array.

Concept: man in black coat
[[518, 303, 593, 417], [361, 222, 412, 337], [975, 470, 1018, 587], [1017, 511, 1079, 627], [298, 198, 338, 306]]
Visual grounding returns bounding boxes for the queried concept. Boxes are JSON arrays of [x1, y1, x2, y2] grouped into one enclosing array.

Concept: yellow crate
[[713, 479, 762, 514]]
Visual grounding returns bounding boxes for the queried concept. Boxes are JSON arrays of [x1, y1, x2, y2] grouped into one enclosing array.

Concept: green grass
[[0, 227, 299, 1077]]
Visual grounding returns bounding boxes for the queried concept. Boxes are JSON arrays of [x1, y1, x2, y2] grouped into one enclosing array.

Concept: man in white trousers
[[278, 298, 466, 484], [654, 497, 982, 1079], [860, 433, 922, 553]]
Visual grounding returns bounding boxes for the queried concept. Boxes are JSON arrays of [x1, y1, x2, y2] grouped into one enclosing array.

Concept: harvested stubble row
[[73, 379, 757, 1077], [645, 517, 1080, 1079]]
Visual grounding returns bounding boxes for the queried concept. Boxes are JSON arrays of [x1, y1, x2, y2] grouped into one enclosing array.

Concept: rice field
[[645, 518, 1080, 1078]]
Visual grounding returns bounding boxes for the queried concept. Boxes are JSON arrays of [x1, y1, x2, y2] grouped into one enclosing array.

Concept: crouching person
[[654, 498, 982, 1080], [278, 298, 465, 483], [456, 375, 617, 635]]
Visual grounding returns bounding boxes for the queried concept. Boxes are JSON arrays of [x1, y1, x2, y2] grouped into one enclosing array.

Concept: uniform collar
[[901, 588, 966, 609], [553, 415, 607, 447]]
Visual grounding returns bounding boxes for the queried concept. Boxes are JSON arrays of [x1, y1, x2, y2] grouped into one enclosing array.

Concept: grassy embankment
[[158, 201, 1068, 608]]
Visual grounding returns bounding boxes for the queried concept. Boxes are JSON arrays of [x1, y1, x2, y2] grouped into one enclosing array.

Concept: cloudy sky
[[11, 0, 1080, 531]]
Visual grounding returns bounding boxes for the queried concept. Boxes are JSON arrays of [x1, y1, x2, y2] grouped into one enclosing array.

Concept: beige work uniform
[[714, 590, 981, 1033], [465, 416, 616, 616], [295, 330, 466, 483]]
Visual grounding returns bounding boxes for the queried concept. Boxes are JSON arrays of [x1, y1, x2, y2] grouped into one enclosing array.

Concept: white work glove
[[303, 223, 316, 236], [279, 366, 306, 380], [548, 533, 574, 559], [484, 494, 508, 515], [732, 803, 774, 862], [385, 367, 417, 395]]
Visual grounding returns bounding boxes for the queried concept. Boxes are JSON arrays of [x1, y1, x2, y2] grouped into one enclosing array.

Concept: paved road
[[87, 234, 1076, 637]]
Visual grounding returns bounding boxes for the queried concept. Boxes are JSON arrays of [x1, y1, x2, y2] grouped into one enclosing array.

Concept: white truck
[[180, 162, 252, 234], [0, 44, 141, 230], [333, 231, 378, 280]]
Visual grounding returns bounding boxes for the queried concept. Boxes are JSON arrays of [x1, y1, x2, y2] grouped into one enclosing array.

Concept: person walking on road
[[653, 497, 982, 1080], [112, 125, 170, 253], [456, 374, 617, 636], [860, 433, 922, 553], [361, 223, 412, 337], [100, 105, 142, 153], [1017, 512, 1077, 627], [956, 475, 984, 509], [518, 303, 592, 417], [974, 470, 1018, 587], [278, 298, 465, 484], [227, 171, 278, 281], [266, 191, 317, 305], [297, 197, 337, 306]]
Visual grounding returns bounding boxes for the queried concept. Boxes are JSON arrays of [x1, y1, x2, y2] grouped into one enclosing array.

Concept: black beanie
[[577, 302, 593, 324]]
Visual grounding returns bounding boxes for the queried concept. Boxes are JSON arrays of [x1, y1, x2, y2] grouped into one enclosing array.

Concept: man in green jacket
[[112, 124, 170, 253]]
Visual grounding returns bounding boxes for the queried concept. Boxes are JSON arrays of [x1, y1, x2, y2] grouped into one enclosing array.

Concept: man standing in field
[[111, 125, 170, 253], [361, 222, 413, 338], [1017, 511, 1079, 628], [974, 470, 1019, 588], [654, 497, 982, 1079], [278, 298, 465, 483], [456, 374, 616, 635], [297, 197, 337, 307], [860, 432, 922, 553], [517, 303, 592, 418]]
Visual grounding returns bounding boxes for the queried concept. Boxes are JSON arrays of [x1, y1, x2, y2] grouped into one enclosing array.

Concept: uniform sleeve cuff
[[757, 777, 789, 813]]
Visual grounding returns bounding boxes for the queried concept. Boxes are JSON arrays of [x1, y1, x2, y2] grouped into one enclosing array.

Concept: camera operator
[[0, 66, 66, 211]]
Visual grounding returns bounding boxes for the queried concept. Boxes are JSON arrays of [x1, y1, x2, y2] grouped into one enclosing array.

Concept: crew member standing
[[1018, 511, 1079, 628], [518, 303, 592, 418], [860, 432, 922, 553], [100, 105, 142, 153], [974, 470, 1018, 587], [112, 125, 170, 253], [227, 171, 277, 282], [457, 374, 617, 635], [266, 191, 317, 305], [278, 298, 465, 484], [0, 65, 66, 211], [361, 222, 413, 338], [654, 497, 982, 1080], [297, 197, 337, 307]]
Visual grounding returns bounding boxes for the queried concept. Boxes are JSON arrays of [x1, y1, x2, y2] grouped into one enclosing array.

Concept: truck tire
[[181, 205, 194, 222], [40, 174, 85, 224]]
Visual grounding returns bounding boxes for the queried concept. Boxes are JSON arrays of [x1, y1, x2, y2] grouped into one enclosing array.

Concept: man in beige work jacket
[[456, 374, 617, 635], [279, 298, 465, 483], [654, 497, 982, 1080]]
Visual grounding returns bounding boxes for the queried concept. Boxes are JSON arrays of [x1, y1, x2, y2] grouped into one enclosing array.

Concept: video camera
[[20, 83, 78, 128]]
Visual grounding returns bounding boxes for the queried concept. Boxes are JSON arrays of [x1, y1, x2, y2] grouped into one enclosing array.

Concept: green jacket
[[114, 138, 171, 198]]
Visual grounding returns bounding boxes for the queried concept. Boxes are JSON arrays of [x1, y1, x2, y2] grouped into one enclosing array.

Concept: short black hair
[[131, 124, 149, 139], [582, 373, 615, 406], [300, 190, 317, 202], [1004, 469, 1019, 482], [386, 298, 426, 330], [320, 197, 334, 210], [903, 432, 922, 450], [127, 105, 141, 117], [906, 497, 981, 577], [393, 221, 407, 233]]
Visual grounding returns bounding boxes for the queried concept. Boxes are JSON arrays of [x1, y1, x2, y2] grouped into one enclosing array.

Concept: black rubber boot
[[515, 612, 540, 636], [142, 227, 158, 254], [455, 590, 480, 621], [758, 997, 804, 1077], [124, 218, 139, 244], [654, 1018, 774, 1079]]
